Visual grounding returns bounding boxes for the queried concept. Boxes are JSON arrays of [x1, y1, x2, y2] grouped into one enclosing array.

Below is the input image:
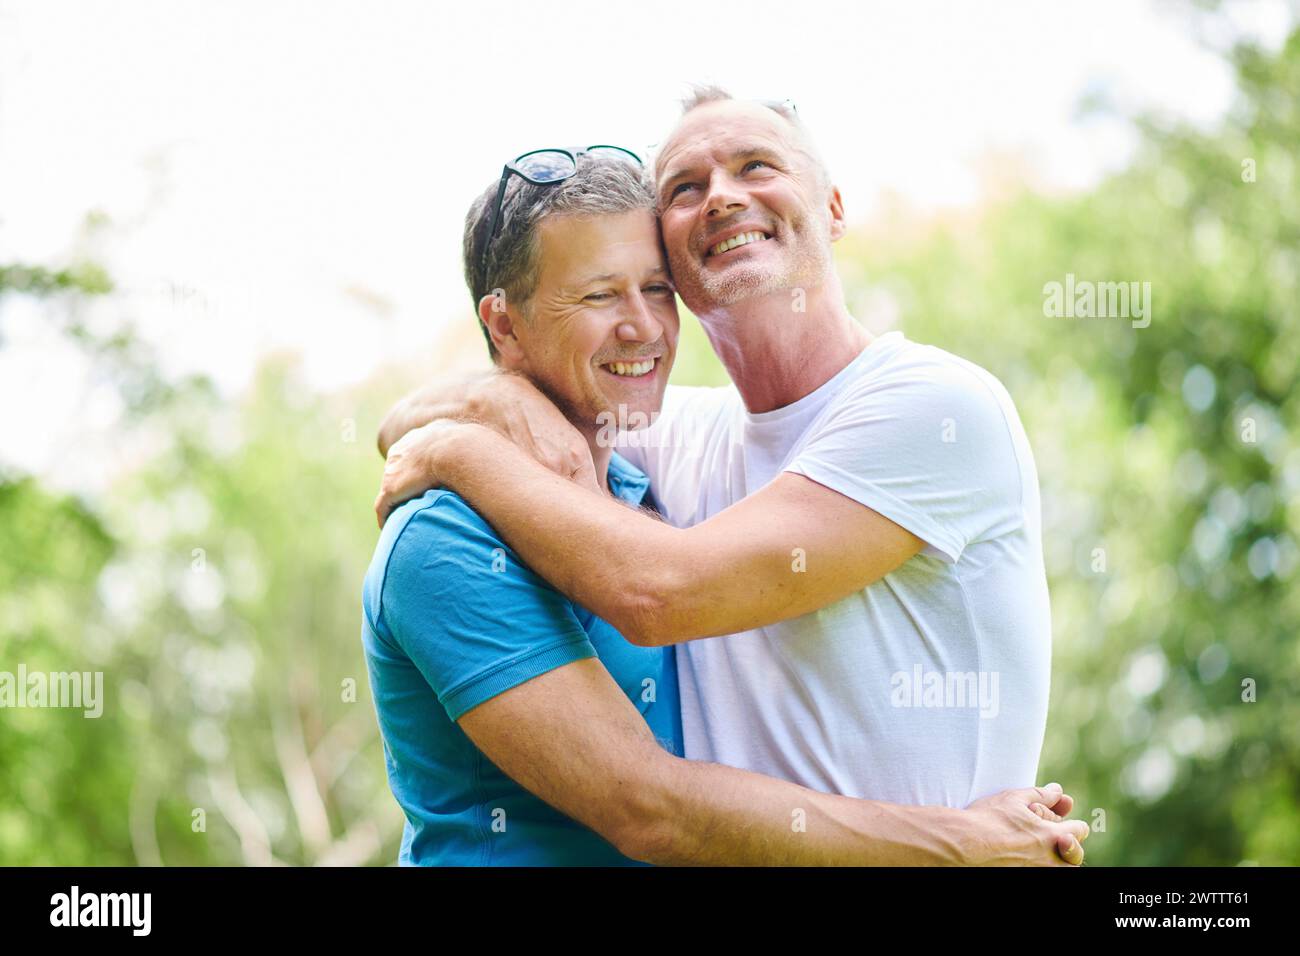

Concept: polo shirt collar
[[606, 452, 650, 506]]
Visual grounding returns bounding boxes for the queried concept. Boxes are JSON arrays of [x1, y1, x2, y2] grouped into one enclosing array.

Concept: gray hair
[[463, 153, 655, 360], [664, 84, 832, 197]]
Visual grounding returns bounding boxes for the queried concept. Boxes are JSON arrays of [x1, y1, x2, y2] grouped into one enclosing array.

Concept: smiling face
[[655, 100, 841, 312], [499, 209, 678, 434]]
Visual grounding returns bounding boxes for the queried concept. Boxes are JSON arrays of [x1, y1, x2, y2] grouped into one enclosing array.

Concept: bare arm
[[376, 376, 488, 458], [458, 656, 1087, 866], [376, 422, 923, 645], [376, 372, 597, 496]]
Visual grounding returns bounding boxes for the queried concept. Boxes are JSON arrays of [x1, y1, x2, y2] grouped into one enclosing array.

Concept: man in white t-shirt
[[610, 332, 1050, 806], [376, 89, 1053, 812]]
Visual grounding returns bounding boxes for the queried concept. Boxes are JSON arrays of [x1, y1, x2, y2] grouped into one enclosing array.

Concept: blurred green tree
[[0, 256, 402, 864]]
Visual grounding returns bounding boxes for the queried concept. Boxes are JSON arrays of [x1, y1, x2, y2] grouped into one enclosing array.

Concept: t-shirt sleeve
[[378, 494, 597, 721], [785, 362, 1024, 564]]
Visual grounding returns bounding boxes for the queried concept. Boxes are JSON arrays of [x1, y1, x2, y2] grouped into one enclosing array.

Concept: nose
[[615, 289, 665, 345], [703, 168, 747, 219]]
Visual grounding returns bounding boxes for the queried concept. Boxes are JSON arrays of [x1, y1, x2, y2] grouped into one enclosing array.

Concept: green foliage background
[[1, 27, 1296, 866]]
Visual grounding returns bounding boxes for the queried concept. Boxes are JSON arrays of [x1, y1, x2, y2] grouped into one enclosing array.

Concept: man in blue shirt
[[364, 454, 679, 865], [364, 149, 1090, 865]]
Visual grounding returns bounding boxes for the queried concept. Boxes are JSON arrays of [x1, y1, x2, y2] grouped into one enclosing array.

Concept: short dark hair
[[462, 153, 655, 360]]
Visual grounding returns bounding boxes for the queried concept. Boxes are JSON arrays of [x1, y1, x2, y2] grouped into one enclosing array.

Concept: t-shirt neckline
[[744, 330, 906, 426]]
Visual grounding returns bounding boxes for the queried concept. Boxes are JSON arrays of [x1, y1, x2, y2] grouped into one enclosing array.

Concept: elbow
[[610, 818, 676, 865], [605, 778, 685, 865], [614, 570, 682, 647], [376, 402, 405, 458], [600, 528, 700, 645]]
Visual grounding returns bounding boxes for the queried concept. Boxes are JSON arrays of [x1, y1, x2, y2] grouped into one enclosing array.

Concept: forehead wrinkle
[[658, 130, 796, 194], [662, 144, 764, 181], [657, 104, 827, 195], [659, 100, 787, 155]]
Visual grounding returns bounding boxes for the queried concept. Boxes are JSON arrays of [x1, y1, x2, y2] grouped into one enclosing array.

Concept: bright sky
[[0, 0, 1295, 485]]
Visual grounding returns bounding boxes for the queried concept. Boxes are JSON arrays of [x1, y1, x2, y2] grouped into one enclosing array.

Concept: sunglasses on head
[[481, 145, 644, 274]]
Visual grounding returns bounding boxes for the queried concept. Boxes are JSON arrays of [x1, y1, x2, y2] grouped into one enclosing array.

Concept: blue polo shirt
[[361, 453, 681, 866]]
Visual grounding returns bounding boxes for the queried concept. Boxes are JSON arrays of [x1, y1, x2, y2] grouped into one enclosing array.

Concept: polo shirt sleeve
[[378, 493, 597, 721]]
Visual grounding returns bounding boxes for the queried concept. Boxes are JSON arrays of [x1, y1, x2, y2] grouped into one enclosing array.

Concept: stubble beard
[[672, 212, 834, 313]]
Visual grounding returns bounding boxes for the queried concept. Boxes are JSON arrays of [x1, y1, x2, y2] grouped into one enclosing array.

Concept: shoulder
[[790, 337, 1031, 558], [364, 495, 594, 715], [386, 489, 502, 561], [838, 337, 1018, 433], [801, 337, 1027, 500], [369, 490, 511, 618]]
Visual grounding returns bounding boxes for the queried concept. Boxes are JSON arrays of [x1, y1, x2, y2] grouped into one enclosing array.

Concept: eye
[[584, 291, 615, 302], [669, 181, 697, 199], [644, 283, 674, 296], [742, 159, 770, 173]]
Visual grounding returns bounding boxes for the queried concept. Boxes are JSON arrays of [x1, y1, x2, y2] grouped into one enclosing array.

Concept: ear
[[478, 292, 528, 367], [826, 185, 847, 242]]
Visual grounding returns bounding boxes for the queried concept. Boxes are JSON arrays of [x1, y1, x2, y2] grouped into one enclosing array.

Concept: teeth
[[606, 359, 655, 377], [709, 231, 768, 257]]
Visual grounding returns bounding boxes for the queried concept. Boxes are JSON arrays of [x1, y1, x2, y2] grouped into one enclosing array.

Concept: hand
[[374, 419, 470, 527], [963, 782, 1091, 866], [467, 373, 597, 489], [374, 416, 601, 527]]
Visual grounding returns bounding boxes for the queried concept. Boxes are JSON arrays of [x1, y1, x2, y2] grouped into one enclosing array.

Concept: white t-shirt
[[617, 330, 1051, 807]]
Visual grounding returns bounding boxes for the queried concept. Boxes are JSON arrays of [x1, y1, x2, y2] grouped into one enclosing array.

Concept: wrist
[[861, 802, 972, 866], [940, 806, 985, 866]]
